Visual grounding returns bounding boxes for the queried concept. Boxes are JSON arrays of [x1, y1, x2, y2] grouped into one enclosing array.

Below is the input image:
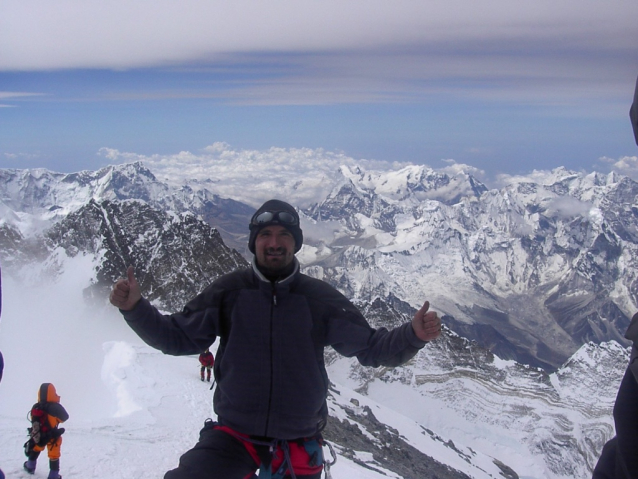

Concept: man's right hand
[[109, 266, 142, 311]]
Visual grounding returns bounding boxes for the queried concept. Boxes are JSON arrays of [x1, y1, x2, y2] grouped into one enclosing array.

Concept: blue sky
[[1, 0, 637, 180]]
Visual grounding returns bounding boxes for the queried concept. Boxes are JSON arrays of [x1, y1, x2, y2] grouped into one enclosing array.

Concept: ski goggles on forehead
[[251, 210, 299, 226]]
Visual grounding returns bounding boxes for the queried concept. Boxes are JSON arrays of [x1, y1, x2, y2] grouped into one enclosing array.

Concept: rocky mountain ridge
[[302, 166, 638, 370]]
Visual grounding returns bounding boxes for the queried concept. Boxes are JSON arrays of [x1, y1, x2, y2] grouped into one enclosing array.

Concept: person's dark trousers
[[613, 369, 638, 477], [593, 369, 638, 479], [165, 422, 256, 479], [592, 436, 621, 479], [164, 422, 322, 479]]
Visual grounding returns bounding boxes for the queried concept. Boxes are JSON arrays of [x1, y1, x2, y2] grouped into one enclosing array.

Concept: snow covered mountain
[[2, 160, 637, 369], [1, 155, 636, 477], [301, 165, 637, 371]]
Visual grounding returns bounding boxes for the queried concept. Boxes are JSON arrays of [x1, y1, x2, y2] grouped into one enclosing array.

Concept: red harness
[[215, 425, 324, 479]]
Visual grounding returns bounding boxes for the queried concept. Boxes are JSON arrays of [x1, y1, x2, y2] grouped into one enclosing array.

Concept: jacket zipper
[[264, 283, 277, 435]]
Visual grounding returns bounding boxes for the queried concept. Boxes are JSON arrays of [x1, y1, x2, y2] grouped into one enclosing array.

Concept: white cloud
[[0, 91, 46, 108], [3, 1, 637, 71], [99, 144, 638, 211], [598, 156, 638, 182], [99, 143, 405, 207], [546, 196, 592, 219], [439, 159, 486, 179], [0, 91, 44, 100], [2, 1, 637, 108], [3, 152, 41, 161]]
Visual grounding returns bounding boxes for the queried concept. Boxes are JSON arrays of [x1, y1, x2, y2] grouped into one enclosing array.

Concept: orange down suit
[[33, 383, 69, 460]]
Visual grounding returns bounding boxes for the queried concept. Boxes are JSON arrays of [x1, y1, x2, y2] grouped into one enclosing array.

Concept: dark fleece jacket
[[121, 259, 426, 439]]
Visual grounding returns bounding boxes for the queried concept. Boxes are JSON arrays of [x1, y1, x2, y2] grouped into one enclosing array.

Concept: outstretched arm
[[109, 266, 142, 311], [326, 294, 441, 367], [411, 301, 441, 342], [112, 270, 225, 356]]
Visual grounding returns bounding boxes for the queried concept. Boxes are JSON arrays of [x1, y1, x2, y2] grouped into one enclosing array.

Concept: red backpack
[[27, 401, 52, 447]]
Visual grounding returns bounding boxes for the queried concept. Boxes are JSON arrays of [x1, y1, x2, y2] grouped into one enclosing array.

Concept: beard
[[256, 247, 295, 279]]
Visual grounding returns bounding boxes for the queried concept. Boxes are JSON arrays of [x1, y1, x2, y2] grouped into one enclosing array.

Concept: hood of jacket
[[38, 383, 61, 403]]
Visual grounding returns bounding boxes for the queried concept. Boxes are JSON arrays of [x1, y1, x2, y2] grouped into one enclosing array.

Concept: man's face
[[254, 225, 296, 273]]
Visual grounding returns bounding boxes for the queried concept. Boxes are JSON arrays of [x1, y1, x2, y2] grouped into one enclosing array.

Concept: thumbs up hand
[[412, 301, 441, 342], [109, 265, 142, 311]]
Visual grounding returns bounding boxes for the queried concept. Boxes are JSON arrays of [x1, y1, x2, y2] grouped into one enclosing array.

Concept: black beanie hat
[[248, 199, 303, 254]]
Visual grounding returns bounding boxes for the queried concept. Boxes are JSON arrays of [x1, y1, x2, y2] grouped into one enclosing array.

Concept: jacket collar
[[252, 257, 299, 288]]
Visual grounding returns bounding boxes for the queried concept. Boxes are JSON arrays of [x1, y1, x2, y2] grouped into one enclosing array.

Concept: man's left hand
[[412, 301, 441, 342]]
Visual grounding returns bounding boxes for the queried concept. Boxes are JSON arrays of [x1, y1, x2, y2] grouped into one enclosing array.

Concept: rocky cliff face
[[300, 166, 638, 370], [2, 196, 248, 311]]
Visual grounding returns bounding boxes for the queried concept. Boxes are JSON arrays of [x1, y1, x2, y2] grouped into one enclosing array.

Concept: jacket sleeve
[[121, 281, 227, 356], [46, 402, 69, 424], [319, 289, 427, 368]]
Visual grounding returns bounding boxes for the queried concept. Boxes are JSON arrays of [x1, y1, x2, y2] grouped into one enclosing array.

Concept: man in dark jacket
[[110, 199, 441, 479]]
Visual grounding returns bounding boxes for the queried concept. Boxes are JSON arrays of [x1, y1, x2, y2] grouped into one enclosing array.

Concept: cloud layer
[[99, 142, 407, 207], [98, 143, 638, 208], [3, 0, 637, 107], [3, 1, 637, 70]]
